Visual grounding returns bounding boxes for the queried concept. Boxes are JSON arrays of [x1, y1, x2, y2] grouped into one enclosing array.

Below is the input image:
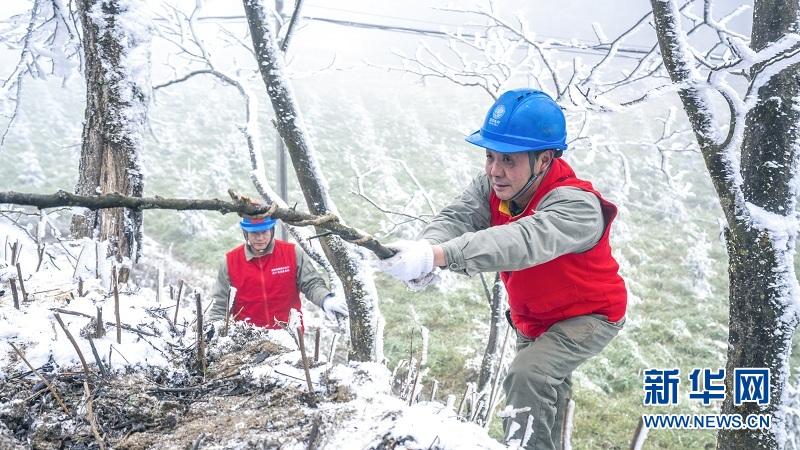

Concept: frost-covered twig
[[278, 0, 304, 52], [327, 331, 339, 363], [173, 279, 184, 326], [629, 416, 648, 450], [650, 0, 744, 224], [15, 262, 27, 301], [476, 272, 506, 411], [9, 279, 20, 309], [483, 324, 510, 428], [406, 306, 429, 405], [113, 268, 121, 344], [457, 382, 474, 419], [83, 384, 104, 450], [1, 0, 41, 148], [351, 164, 431, 231]]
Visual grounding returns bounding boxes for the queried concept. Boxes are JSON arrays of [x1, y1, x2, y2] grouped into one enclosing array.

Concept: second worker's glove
[[378, 240, 435, 282], [322, 294, 349, 321]]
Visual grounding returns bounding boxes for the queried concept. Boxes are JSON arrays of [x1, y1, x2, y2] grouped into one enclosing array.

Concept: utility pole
[[274, 0, 288, 240], [275, 140, 288, 239]]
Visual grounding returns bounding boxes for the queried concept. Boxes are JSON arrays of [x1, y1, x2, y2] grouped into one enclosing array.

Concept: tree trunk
[[242, 0, 384, 362], [650, 0, 800, 447], [73, 0, 150, 268], [718, 1, 800, 448]]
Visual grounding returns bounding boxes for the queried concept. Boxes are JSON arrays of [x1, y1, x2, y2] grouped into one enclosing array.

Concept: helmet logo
[[489, 105, 506, 126]]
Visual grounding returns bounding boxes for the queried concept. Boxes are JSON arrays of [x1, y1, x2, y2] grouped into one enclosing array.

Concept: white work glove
[[322, 294, 349, 321], [378, 240, 435, 282]]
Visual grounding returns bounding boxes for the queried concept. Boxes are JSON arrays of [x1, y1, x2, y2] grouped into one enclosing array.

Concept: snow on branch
[[0, 190, 397, 259], [650, 0, 745, 226], [578, 10, 654, 89], [388, 1, 703, 109]]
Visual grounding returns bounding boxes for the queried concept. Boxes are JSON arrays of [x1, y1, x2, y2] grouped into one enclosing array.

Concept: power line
[[192, 14, 654, 60], [302, 4, 656, 52], [303, 4, 457, 28]]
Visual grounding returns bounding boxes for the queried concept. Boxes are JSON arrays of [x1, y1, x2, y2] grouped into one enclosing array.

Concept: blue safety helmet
[[239, 215, 276, 233], [465, 89, 567, 153]]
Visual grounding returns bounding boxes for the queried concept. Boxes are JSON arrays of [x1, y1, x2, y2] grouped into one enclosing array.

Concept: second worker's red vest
[[226, 240, 301, 329], [490, 158, 627, 338]]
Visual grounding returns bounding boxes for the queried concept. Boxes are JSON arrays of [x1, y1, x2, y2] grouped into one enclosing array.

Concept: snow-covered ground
[[0, 219, 505, 449]]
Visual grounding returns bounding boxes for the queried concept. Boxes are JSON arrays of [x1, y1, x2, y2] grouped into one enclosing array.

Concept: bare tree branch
[[0, 190, 397, 259]]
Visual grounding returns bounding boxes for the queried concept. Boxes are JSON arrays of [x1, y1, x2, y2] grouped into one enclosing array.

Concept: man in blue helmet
[[210, 214, 348, 329], [379, 89, 627, 449]]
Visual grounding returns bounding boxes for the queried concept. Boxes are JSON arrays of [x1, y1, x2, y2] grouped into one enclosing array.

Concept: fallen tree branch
[[0, 190, 396, 259]]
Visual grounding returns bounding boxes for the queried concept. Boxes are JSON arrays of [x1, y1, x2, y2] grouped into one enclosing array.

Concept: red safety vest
[[226, 240, 301, 329], [490, 158, 627, 338]]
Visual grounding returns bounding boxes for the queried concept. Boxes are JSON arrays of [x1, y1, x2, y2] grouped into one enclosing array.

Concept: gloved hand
[[403, 270, 440, 292], [378, 240, 435, 282], [322, 294, 349, 321]]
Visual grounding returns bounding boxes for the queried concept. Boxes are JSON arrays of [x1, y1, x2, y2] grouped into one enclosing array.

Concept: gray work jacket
[[420, 172, 606, 276]]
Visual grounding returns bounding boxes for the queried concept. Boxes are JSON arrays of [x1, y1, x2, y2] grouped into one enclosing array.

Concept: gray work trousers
[[502, 314, 624, 450]]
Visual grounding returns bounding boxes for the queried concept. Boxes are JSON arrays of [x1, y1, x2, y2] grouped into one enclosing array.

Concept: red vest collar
[[497, 158, 576, 218]]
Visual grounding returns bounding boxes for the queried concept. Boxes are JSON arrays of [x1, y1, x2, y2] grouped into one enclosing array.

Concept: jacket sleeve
[[295, 246, 333, 308], [209, 259, 231, 322], [438, 186, 605, 276], [419, 172, 492, 244]]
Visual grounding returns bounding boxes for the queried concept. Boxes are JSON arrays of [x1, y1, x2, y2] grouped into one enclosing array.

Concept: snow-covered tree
[[649, 0, 800, 447], [71, 0, 151, 269]]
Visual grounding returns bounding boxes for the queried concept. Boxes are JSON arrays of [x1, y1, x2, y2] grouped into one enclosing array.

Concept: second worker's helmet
[[465, 89, 567, 153], [239, 215, 276, 233]]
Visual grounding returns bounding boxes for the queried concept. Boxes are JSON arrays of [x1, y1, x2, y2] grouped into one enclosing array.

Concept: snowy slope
[[0, 221, 505, 449]]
